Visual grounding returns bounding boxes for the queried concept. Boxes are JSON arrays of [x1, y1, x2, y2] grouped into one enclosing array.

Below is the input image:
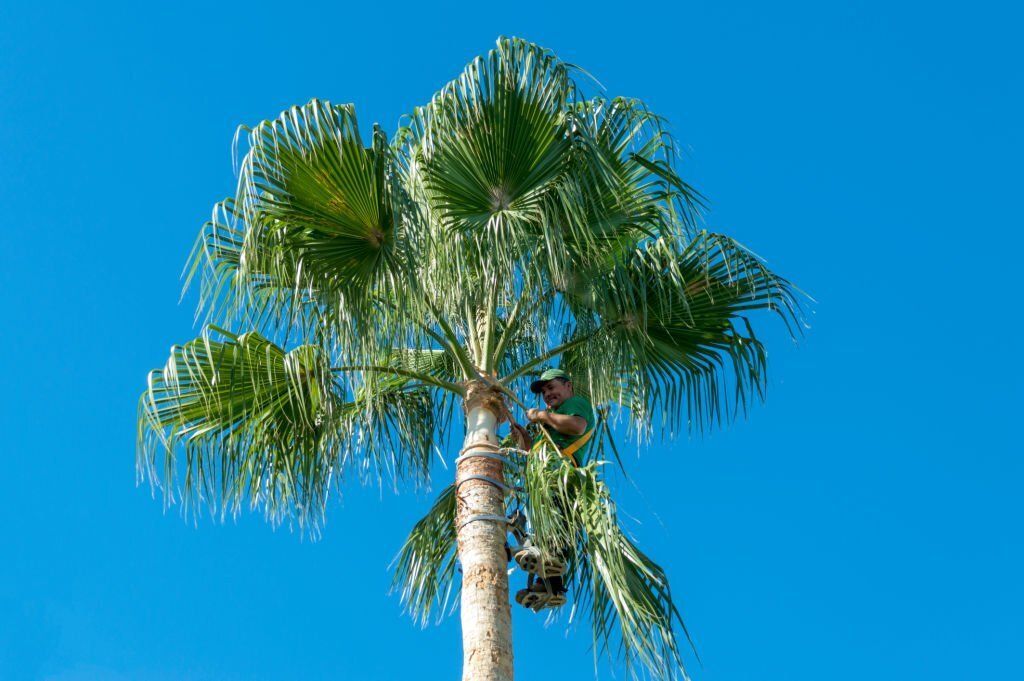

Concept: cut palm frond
[[517, 445, 692, 680]]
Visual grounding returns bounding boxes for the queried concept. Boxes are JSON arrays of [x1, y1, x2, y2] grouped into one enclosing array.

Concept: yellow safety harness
[[558, 427, 594, 467], [530, 423, 594, 467]]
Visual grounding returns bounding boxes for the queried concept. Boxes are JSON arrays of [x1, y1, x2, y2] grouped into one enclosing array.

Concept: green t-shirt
[[548, 395, 595, 463]]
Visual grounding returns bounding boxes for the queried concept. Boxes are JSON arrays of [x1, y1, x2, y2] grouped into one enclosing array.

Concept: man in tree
[[525, 368, 596, 464], [509, 368, 596, 610]]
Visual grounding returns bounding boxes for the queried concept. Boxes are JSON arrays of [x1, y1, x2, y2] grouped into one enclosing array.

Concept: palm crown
[[138, 36, 806, 680]]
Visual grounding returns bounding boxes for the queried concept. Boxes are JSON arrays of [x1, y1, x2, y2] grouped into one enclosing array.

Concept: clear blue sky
[[1, 1, 1020, 679]]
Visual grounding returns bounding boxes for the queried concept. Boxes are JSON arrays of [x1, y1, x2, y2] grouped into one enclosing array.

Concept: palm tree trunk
[[457, 392, 514, 681]]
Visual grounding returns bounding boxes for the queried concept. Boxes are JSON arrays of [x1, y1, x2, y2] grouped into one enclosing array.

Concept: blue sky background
[[1, 1, 1021, 679]]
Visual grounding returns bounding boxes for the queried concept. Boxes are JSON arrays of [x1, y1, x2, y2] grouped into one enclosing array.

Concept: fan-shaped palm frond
[[195, 100, 429, 359], [183, 198, 318, 332], [560, 97, 706, 277], [137, 326, 337, 526], [236, 99, 401, 287], [401, 38, 576, 237], [137, 326, 449, 529], [544, 232, 805, 436]]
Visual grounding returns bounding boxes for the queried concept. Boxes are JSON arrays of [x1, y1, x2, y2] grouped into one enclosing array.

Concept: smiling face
[[540, 378, 573, 408]]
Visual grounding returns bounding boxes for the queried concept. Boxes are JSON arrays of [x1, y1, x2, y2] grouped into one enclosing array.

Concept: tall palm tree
[[137, 36, 806, 681]]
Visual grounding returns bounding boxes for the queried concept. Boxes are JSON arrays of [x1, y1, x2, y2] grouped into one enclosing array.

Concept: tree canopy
[[138, 36, 807, 679]]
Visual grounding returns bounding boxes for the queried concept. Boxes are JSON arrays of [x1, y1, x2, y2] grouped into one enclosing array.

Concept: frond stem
[[331, 365, 465, 396], [488, 284, 540, 371], [422, 297, 478, 380], [500, 329, 604, 384], [375, 298, 473, 378], [480, 273, 500, 374]]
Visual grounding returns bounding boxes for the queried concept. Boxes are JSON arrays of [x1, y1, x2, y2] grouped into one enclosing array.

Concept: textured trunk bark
[[457, 395, 514, 681]]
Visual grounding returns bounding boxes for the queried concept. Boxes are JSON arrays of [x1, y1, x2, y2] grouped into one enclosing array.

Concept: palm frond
[[390, 485, 460, 625], [221, 100, 426, 356], [182, 198, 319, 333], [347, 379, 439, 491], [400, 37, 576, 237], [393, 37, 588, 357], [561, 232, 806, 436], [560, 96, 707, 281], [137, 325, 339, 529], [138, 327, 447, 531], [340, 347, 460, 486]]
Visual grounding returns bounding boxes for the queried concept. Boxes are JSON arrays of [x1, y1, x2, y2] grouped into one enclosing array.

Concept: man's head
[[530, 368, 574, 408]]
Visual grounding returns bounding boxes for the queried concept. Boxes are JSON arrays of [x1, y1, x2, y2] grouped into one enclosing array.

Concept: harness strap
[[559, 427, 595, 466]]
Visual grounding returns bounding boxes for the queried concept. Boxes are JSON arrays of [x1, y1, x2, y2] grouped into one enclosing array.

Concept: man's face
[[540, 378, 573, 408]]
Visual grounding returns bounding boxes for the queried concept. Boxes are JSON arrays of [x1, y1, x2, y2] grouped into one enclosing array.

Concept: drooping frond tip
[[390, 485, 460, 625]]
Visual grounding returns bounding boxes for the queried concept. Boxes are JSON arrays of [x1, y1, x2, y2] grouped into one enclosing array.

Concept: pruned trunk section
[[457, 387, 513, 681]]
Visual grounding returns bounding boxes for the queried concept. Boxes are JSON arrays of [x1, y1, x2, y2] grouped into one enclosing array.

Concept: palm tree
[[137, 36, 806, 681]]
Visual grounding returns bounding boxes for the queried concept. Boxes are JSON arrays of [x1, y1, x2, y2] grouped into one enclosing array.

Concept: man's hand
[[526, 408, 547, 424], [528, 407, 586, 437]]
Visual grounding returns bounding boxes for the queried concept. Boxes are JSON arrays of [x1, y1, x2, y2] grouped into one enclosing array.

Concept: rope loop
[[455, 451, 511, 466], [455, 474, 522, 493], [456, 440, 512, 466], [458, 513, 512, 531], [458, 441, 501, 456]]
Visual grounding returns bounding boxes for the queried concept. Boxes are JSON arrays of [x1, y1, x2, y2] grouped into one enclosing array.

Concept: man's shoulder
[[566, 394, 593, 409], [560, 395, 594, 419]]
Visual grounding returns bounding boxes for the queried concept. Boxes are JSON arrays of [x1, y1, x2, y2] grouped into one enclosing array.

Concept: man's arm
[[526, 408, 586, 436], [510, 422, 533, 450]]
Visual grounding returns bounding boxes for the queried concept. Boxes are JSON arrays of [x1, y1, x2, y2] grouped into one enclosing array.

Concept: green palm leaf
[[138, 327, 444, 530], [562, 97, 706, 273], [560, 232, 805, 434], [183, 198, 315, 331], [401, 37, 576, 236], [137, 326, 338, 527], [237, 99, 397, 278], [390, 485, 460, 625], [230, 100, 422, 349]]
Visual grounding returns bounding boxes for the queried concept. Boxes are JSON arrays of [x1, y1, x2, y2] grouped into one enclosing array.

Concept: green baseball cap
[[530, 368, 571, 394]]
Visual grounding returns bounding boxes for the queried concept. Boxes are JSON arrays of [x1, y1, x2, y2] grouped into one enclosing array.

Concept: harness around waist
[[552, 427, 595, 467]]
